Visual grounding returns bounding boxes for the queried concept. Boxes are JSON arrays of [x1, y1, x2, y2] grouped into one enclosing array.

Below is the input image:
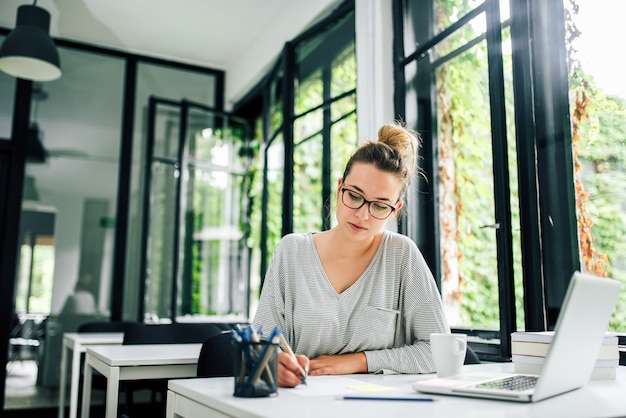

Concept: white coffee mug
[[430, 333, 467, 378]]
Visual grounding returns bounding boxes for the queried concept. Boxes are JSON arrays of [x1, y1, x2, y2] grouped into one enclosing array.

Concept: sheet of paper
[[290, 376, 398, 397]]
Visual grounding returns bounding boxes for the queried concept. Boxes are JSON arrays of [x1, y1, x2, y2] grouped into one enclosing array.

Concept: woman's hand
[[309, 352, 367, 376], [277, 352, 309, 388]]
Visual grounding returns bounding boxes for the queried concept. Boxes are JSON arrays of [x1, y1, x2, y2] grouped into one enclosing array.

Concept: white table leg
[[58, 340, 68, 418], [81, 355, 93, 418], [166, 390, 175, 418], [105, 366, 120, 418], [69, 343, 81, 418]]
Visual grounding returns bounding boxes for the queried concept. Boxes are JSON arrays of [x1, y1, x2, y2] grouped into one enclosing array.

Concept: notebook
[[412, 271, 621, 402]]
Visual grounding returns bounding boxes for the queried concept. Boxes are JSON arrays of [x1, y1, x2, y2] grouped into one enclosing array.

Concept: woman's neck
[[321, 227, 384, 259]]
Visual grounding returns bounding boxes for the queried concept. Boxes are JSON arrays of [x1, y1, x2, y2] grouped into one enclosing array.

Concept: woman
[[60, 273, 97, 316], [252, 122, 450, 388]]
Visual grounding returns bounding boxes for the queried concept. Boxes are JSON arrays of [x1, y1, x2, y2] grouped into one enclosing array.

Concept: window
[[235, 3, 357, 300], [141, 99, 251, 321], [567, 0, 626, 331], [395, 0, 603, 359], [15, 209, 56, 313], [129, 62, 222, 322]]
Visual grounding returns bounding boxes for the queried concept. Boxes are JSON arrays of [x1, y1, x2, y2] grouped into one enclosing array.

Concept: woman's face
[[336, 162, 404, 241]]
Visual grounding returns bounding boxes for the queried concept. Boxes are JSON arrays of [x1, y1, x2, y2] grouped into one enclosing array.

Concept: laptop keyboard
[[476, 375, 538, 391]]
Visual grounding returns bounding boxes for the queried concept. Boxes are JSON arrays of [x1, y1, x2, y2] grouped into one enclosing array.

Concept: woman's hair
[[342, 121, 421, 200]]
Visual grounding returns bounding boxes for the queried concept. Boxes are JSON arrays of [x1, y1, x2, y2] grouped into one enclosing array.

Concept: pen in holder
[[233, 339, 279, 397]]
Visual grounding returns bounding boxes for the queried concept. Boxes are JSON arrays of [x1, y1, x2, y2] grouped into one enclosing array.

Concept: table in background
[[58, 332, 124, 418], [81, 343, 201, 418], [166, 364, 626, 418]]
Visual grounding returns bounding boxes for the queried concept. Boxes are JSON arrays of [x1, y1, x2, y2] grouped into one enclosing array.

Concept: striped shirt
[[252, 229, 450, 374]]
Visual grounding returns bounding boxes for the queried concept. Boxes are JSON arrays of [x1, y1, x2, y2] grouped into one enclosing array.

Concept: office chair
[[122, 322, 229, 345], [196, 331, 235, 378], [77, 320, 137, 334]]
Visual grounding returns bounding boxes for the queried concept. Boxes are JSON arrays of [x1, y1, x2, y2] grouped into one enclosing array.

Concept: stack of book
[[510, 331, 619, 380]]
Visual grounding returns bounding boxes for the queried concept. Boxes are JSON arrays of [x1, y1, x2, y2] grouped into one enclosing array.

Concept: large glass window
[[400, 0, 519, 357], [126, 62, 220, 321], [238, 4, 357, 299], [567, 0, 626, 331], [292, 14, 357, 233], [397, 0, 625, 360], [141, 100, 251, 322]]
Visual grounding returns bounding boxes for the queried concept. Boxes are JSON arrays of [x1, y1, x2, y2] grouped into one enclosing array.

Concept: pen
[[340, 395, 436, 402], [247, 335, 279, 386], [279, 332, 308, 385], [249, 326, 275, 385]]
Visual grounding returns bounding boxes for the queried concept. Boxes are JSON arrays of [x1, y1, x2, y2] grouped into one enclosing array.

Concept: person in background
[[60, 272, 97, 315], [252, 121, 450, 388]]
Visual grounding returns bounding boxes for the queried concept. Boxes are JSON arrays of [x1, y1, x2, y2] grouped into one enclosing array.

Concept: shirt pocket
[[346, 305, 399, 352]]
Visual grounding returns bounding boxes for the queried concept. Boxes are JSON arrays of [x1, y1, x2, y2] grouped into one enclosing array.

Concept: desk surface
[[63, 332, 124, 347], [167, 364, 626, 418], [86, 343, 201, 366]]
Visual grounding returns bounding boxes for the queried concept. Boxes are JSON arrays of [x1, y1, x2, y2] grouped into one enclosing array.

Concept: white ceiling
[[0, 0, 344, 201], [0, 0, 342, 104]]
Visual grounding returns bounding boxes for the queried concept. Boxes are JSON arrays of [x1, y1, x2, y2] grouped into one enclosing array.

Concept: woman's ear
[[394, 201, 404, 213]]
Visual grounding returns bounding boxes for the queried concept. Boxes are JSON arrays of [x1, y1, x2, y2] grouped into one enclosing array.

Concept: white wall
[[355, 0, 395, 143]]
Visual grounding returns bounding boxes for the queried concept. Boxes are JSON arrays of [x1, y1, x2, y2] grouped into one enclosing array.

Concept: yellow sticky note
[[345, 383, 394, 392]]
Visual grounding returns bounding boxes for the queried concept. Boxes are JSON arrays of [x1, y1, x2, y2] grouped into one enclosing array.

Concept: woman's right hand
[[277, 351, 309, 388]]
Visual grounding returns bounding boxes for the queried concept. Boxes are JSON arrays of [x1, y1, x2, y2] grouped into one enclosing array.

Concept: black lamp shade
[[0, 5, 62, 81]]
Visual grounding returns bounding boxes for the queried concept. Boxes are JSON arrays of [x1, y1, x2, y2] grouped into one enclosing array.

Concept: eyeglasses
[[340, 188, 397, 220]]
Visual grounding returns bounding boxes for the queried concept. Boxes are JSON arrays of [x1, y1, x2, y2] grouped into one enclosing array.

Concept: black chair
[[77, 320, 137, 334], [197, 332, 235, 378], [122, 322, 231, 345]]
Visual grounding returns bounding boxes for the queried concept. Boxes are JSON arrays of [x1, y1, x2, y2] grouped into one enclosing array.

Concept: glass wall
[[0, 36, 15, 139], [2, 41, 224, 413], [4, 45, 125, 399]]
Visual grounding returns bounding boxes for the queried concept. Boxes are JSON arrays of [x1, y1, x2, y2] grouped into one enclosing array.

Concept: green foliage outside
[[434, 0, 626, 332], [184, 123, 249, 316], [433, 0, 524, 330], [571, 70, 626, 330], [15, 245, 54, 313]]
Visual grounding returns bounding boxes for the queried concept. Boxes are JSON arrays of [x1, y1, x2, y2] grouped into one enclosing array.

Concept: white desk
[[58, 332, 124, 418], [166, 364, 626, 418], [81, 343, 201, 418]]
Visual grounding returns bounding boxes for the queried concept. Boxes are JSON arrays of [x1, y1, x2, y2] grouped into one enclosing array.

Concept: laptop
[[412, 271, 621, 402]]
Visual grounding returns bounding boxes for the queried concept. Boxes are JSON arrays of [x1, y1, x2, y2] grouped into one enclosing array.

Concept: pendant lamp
[[0, 2, 62, 81]]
